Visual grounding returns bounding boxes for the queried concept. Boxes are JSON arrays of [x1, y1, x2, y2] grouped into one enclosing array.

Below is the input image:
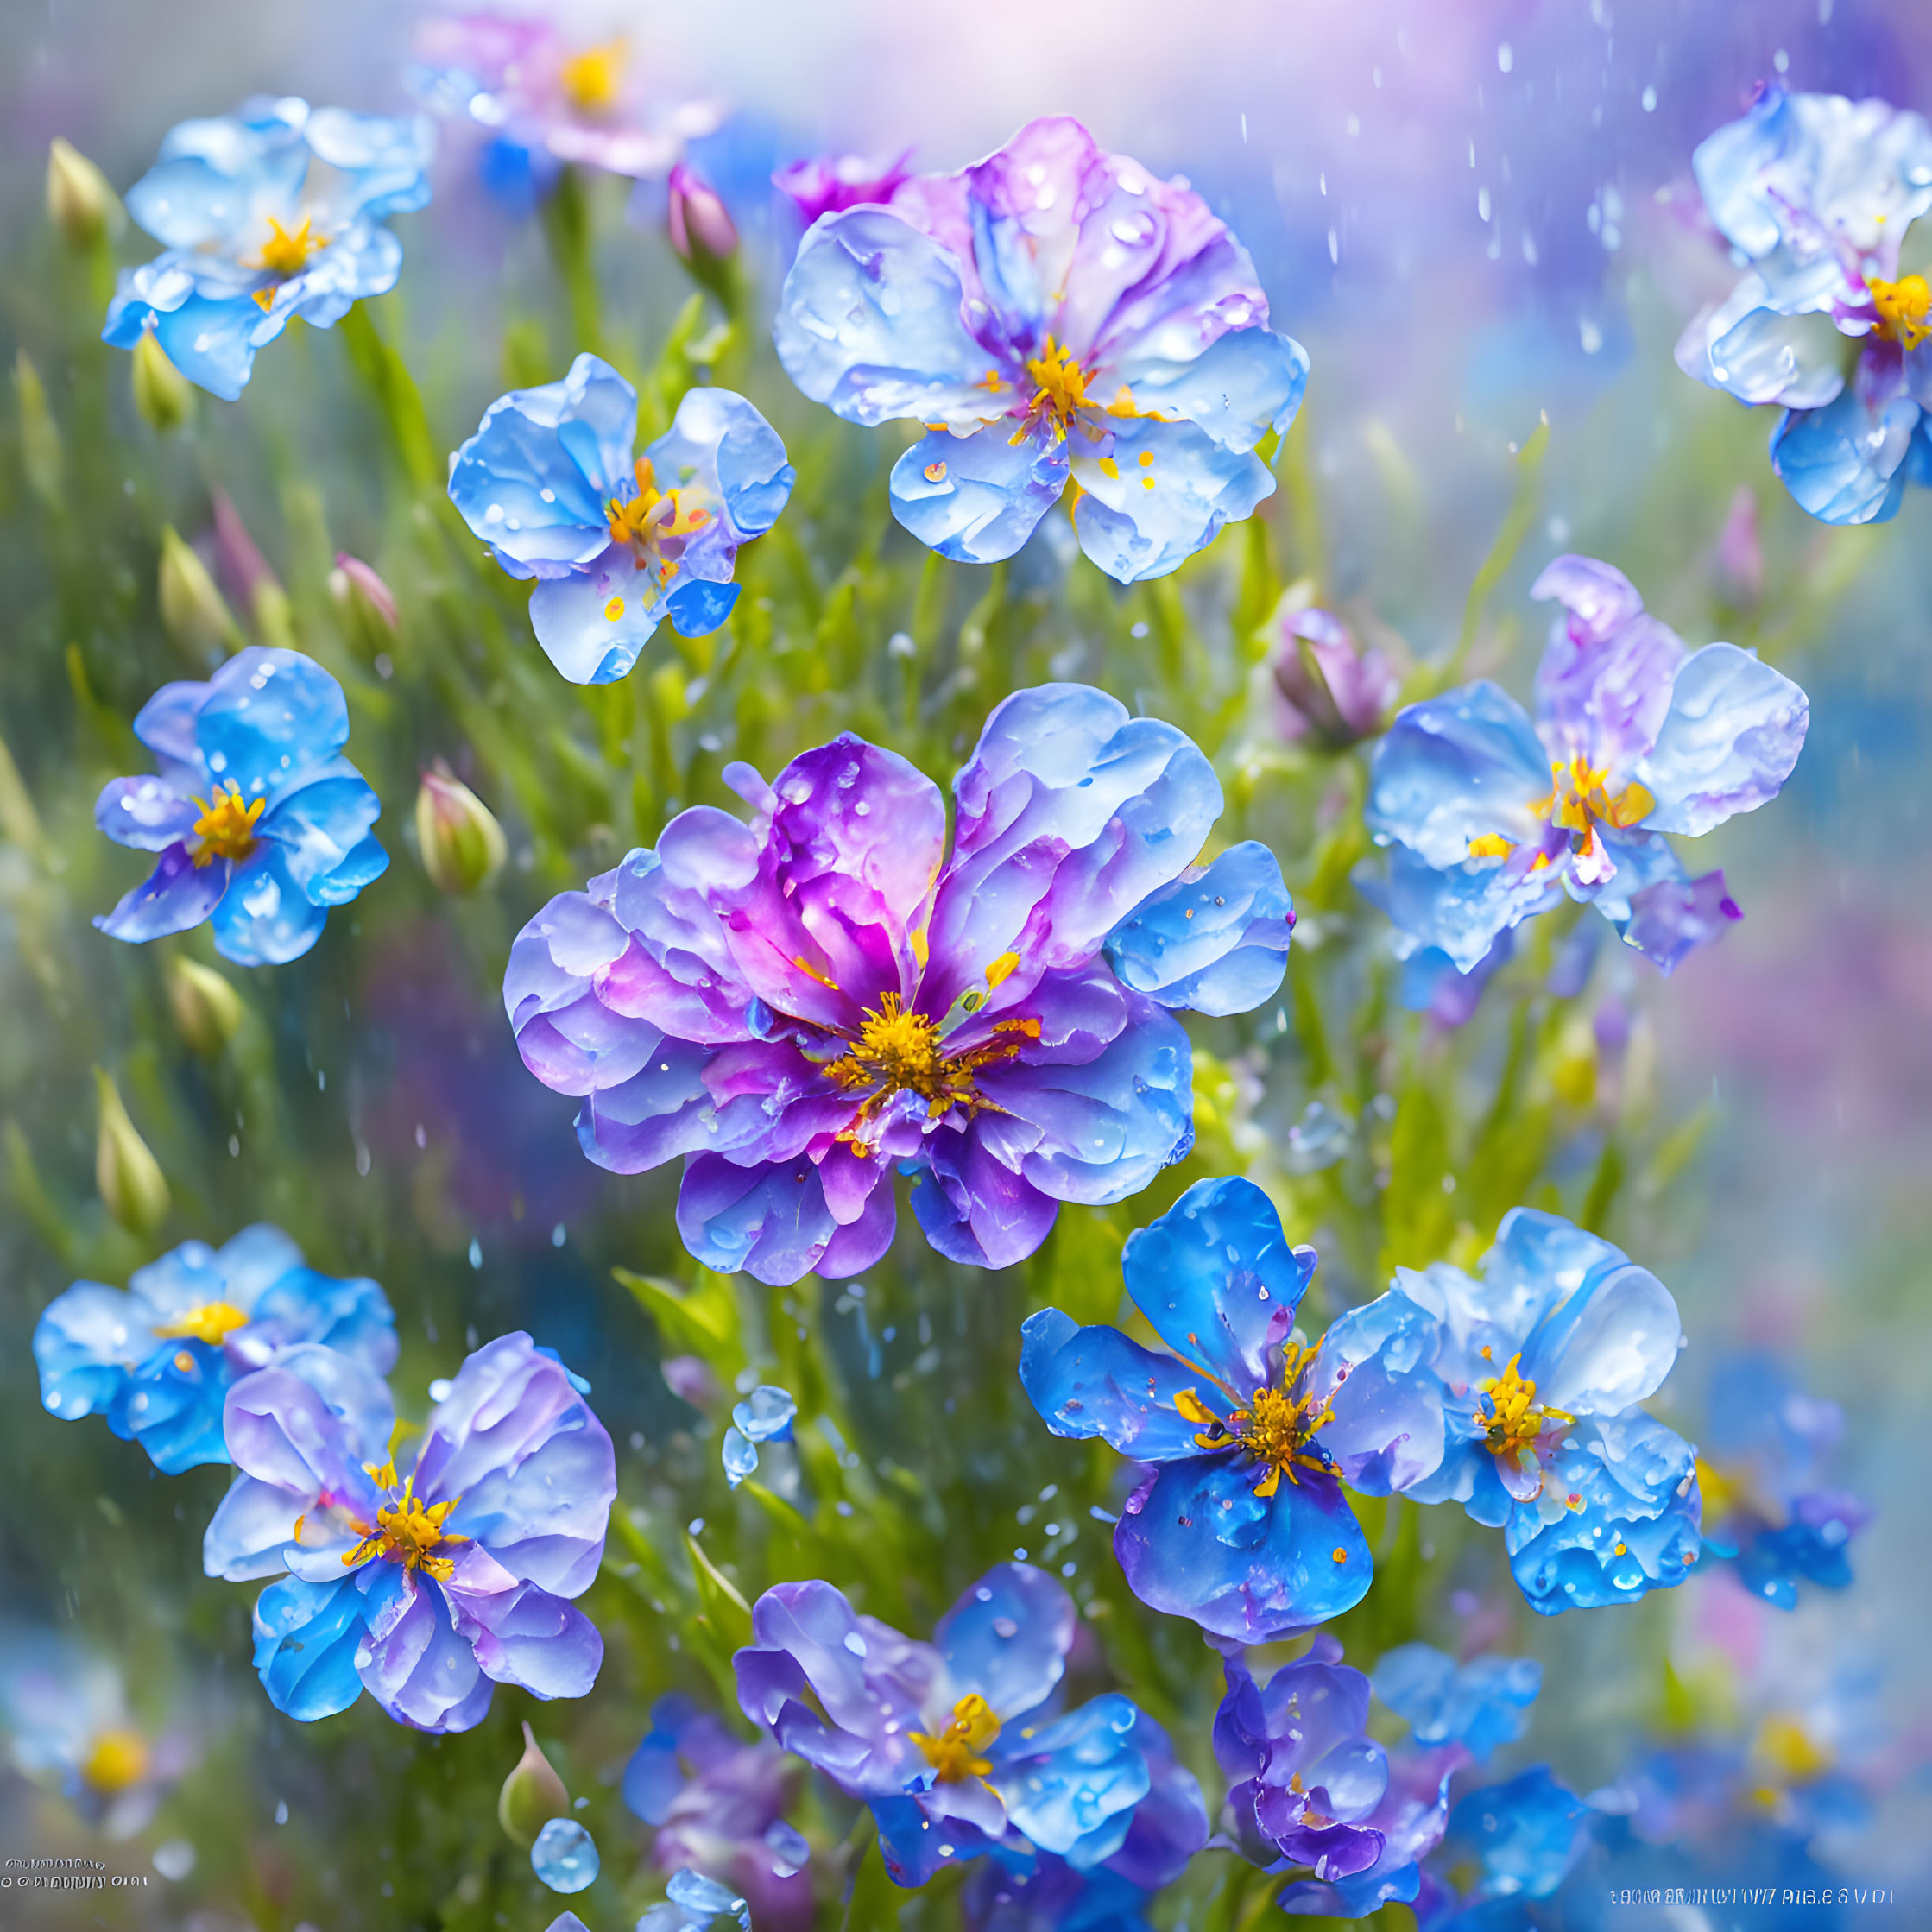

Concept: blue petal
[[1632, 644, 1809, 837], [145, 289, 265, 400], [95, 774, 198, 851], [110, 1339, 231, 1472], [529, 551, 666, 684], [1120, 1175, 1313, 1393], [997, 1694, 1152, 1865], [449, 353, 636, 578], [1314, 1287, 1448, 1495], [259, 763, 384, 900], [196, 648, 350, 800], [251, 1574, 368, 1721], [1018, 1308, 1230, 1462], [676, 1156, 841, 1288], [1370, 1645, 1542, 1762], [935, 1562, 1073, 1720], [1441, 1765, 1590, 1901], [34, 1283, 142, 1425], [1356, 842, 1562, 977], [665, 578, 741, 639], [1114, 1455, 1370, 1643], [1619, 868, 1739, 975], [130, 679, 209, 773], [890, 424, 1067, 565], [1111, 325, 1310, 451], [621, 1731, 685, 1825], [1103, 840, 1291, 1017], [1693, 286, 1849, 410], [1769, 385, 1917, 526], [210, 844, 331, 966], [1069, 414, 1274, 583], [647, 386, 795, 539], [249, 1266, 397, 1373], [204, 1473, 305, 1582], [311, 832, 389, 906], [303, 107, 435, 220], [1365, 682, 1550, 868], [1517, 1248, 1683, 1418], [774, 206, 1008, 428], [95, 845, 229, 944], [257, 222, 403, 335]]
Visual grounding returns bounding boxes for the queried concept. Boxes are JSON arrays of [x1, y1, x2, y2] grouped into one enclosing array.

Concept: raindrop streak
[[531, 1817, 598, 1894], [467, 1238, 482, 1269]]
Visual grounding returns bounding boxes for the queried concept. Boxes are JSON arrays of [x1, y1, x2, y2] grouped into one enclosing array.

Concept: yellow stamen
[[912, 1693, 1001, 1783], [1177, 1340, 1337, 1495], [827, 991, 1039, 1150], [152, 1299, 249, 1346], [255, 213, 329, 278], [1753, 1714, 1833, 1785], [1022, 336, 1091, 439], [605, 456, 713, 571], [1468, 832, 1514, 860], [343, 1463, 467, 1583], [1869, 274, 1932, 351], [559, 39, 628, 115], [81, 1728, 149, 1796], [1473, 1354, 1574, 1462], [189, 785, 267, 868], [1531, 755, 1654, 842]]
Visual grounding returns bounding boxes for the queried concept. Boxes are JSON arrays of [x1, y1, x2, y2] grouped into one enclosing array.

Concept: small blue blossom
[[448, 355, 794, 685], [104, 96, 432, 399], [1019, 1177, 1438, 1643], [635, 1869, 754, 1932], [1361, 556, 1806, 976], [1371, 1645, 1542, 1764], [33, 1225, 395, 1474], [722, 1386, 796, 1490], [774, 116, 1306, 581], [92, 647, 388, 967], [1431, 1766, 1593, 1914], [1676, 86, 1932, 524], [735, 1562, 1206, 1889], [1322, 1209, 1703, 1613]]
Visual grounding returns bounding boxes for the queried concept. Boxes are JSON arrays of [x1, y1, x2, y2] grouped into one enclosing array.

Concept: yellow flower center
[[1474, 1352, 1574, 1461], [344, 1460, 468, 1584], [81, 1727, 149, 1795], [1023, 336, 1092, 438], [912, 1693, 1001, 1783], [190, 784, 267, 868], [1175, 1339, 1337, 1500], [1467, 756, 1654, 866], [150, 1299, 249, 1346], [605, 457, 713, 587], [1869, 274, 1932, 351], [559, 38, 628, 115], [249, 215, 330, 308]]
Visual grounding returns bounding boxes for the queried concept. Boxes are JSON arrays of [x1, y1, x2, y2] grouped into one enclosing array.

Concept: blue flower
[[1361, 556, 1806, 975], [722, 1385, 796, 1490], [1430, 1767, 1593, 1914], [773, 116, 1306, 582], [92, 647, 388, 966], [734, 1562, 1206, 1889], [206, 1332, 615, 1733], [103, 97, 432, 400], [448, 356, 794, 685], [1676, 86, 1932, 525], [634, 1869, 754, 1932], [1371, 1645, 1541, 1765], [33, 1225, 395, 1474], [1323, 1209, 1703, 1613], [1018, 1176, 1436, 1643], [1698, 1353, 1869, 1609]]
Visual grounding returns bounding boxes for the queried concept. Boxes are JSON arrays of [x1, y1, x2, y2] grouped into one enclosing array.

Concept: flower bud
[[46, 137, 123, 250], [166, 957, 245, 1057], [94, 1066, 170, 1240], [132, 326, 194, 435], [415, 761, 508, 894], [667, 163, 740, 300], [1270, 603, 1399, 750], [329, 553, 400, 664], [498, 1722, 570, 1848], [13, 350, 65, 508], [212, 491, 294, 647], [158, 526, 242, 663]]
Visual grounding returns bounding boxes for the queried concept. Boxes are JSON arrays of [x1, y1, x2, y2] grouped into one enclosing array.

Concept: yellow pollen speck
[[1333, 1547, 1348, 1563], [925, 460, 949, 482], [912, 1693, 1001, 1783], [1614, 1542, 1627, 1555], [605, 596, 625, 621], [1098, 457, 1119, 480], [1141, 476, 1155, 489], [189, 786, 267, 868], [174, 1351, 194, 1373], [1468, 832, 1514, 860], [81, 1728, 149, 1796], [153, 1299, 249, 1346], [1137, 451, 1154, 467], [1869, 273, 1932, 350]]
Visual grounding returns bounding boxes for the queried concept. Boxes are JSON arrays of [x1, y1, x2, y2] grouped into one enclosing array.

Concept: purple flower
[[1020, 1177, 1436, 1643], [1272, 607, 1399, 748], [502, 684, 1291, 1285], [734, 1562, 1206, 1889], [623, 1695, 811, 1932], [774, 117, 1308, 581], [773, 150, 913, 224], [1361, 556, 1806, 976], [204, 1332, 614, 1733], [409, 16, 722, 199], [667, 162, 738, 264], [92, 647, 388, 965]]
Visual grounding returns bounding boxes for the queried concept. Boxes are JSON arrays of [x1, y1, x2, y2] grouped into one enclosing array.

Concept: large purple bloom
[[1020, 1176, 1443, 1643], [204, 1332, 614, 1733], [92, 647, 388, 966], [775, 117, 1307, 581], [1361, 556, 1807, 979], [734, 1563, 1206, 1889], [503, 684, 1291, 1284]]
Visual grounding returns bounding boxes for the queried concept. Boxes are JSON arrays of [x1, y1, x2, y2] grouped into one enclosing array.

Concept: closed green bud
[[415, 762, 508, 895], [46, 137, 123, 250], [94, 1067, 170, 1240], [132, 327, 194, 435], [158, 526, 241, 663], [166, 957, 245, 1058], [497, 1722, 570, 1848], [329, 553, 399, 665], [13, 350, 65, 509]]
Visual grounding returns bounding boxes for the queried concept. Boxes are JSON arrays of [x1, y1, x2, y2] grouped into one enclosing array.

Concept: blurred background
[[3, 0, 1930, 1926]]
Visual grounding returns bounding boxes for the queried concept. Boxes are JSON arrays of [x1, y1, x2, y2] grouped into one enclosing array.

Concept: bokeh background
[[3, 0, 1930, 1926]]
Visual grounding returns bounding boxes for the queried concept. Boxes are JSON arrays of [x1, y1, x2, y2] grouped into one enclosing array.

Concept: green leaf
[[615, 1266, 746, 1376], [338, 302, 439, 490], [841, 1834, 902, 1932]]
